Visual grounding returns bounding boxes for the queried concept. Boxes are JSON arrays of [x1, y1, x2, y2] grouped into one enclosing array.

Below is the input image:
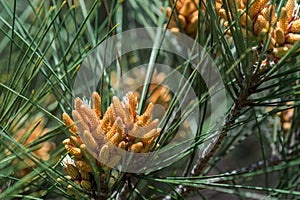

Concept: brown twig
[[162, 69, 267, 198]]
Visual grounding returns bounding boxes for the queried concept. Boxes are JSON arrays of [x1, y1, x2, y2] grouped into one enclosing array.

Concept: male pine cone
[[216, 0, 300, 59], [61, 92, 161, 192]]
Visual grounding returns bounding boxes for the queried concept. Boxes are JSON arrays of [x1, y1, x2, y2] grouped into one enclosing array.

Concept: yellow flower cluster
[[110, 68, 172, 109], [278, 103, 294, 134], [216, 0, 300, 59], [62, 158, 93, 191], [161, 0, 201, 38], [61, 92, 161, 192], [13, 116, 55, 177], [266, 102, 294, 135]]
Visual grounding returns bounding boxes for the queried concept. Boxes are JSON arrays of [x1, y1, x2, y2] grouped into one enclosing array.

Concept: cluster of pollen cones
[[61, 91, 161, 192], [110, 68, 172, 110], [161, 0, 202, 38], [266, 102, 294, 135], [12, 116, 55, 176], [216, 0, 300, 59], [279, 106, 294, 133]]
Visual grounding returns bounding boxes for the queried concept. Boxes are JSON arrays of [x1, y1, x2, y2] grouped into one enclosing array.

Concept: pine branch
[[163, 132, 300, 199], [163, 68, 270, 198]]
